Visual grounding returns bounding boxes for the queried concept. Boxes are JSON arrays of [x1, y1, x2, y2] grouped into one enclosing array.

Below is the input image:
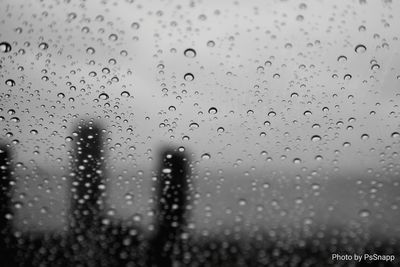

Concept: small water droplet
[[207, 40, 215, 47], [359, 209, 370, 218]]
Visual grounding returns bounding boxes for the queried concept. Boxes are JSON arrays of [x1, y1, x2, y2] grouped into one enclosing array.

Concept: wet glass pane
[[0, 0, 399, 266]]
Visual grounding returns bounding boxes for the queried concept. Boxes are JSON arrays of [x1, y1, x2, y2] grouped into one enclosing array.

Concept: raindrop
[[0, 42, 12, 53], [201, 153, 211, 160], [311, 135, 321, 142], [208, 107, 217, 114], [344, 74, 352, 80], [359, 209, 370, 218], [5, 79, 15, 87], [121, 91, 130, 97], [207, 40, 215, 47], [355, 44, 366, 53], [162, 168, 172, 174], [39, 42, 49, 50], [293, 158, 302, 164], [86, 47, 95, 55], [189, 122, 199, 129], [99, 93, 109, 100], [391, 132, 399, 138], [337, 55, 347, 62], [184, 48, 196, 58], [361, 134, 369, 140], [184, 73, 194, 81], [371, 64, 380, 70], [343, 142, 351, 147], [109, 33, 118, 41], [131, 22, 140, 29]]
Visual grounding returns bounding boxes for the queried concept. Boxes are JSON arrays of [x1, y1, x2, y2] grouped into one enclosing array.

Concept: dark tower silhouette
[[68, 121, 105, 266], [149, 148, 191, 267], [0, 145, 16, 266]]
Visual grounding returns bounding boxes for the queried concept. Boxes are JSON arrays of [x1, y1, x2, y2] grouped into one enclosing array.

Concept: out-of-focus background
[[0, 0, 400, 265]]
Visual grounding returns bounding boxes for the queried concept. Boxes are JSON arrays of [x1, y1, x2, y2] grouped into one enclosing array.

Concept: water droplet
[[361, 134, 369, 140], [311, 135, 321, 142], [359, 209, 370, 218], [5, 79, 15, 87], [86, 47, 95, 55], [355, 44, 366, 53], [343, 142, 351, 147], [0, 42, 12, 53], [344, 74, 352, 80], [99, 93, 109, 100], [131, 22, 140, 29], [184, 73, 194, 81], [184, 48, 196, 58], [109, 33, 118, 41], [238, 199, 247, 206], [162, 168, 172, 174], [371, 64, 380, 70], [208, 107, 217, 114], [39, 42, 49, 50], [293, 158, 302, 164], [391, 132, 399, 138], [207, 40, 215, 47], [121, 91, 130, 97], [189, 122, 199, 129], [201, 153, 211, 160], [337, 55, 347, 62]]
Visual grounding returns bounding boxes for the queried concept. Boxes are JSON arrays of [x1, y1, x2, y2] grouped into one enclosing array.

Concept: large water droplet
[[39, 42, 49, 50], [311, 135, 321, 142], [184, 48, 196, 58], [0, 42, 12, 53], [355, 44, 366, 53], [99, 93, 109, 100], [184, 73, 194, 81], [5, 79, 15, 87]]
